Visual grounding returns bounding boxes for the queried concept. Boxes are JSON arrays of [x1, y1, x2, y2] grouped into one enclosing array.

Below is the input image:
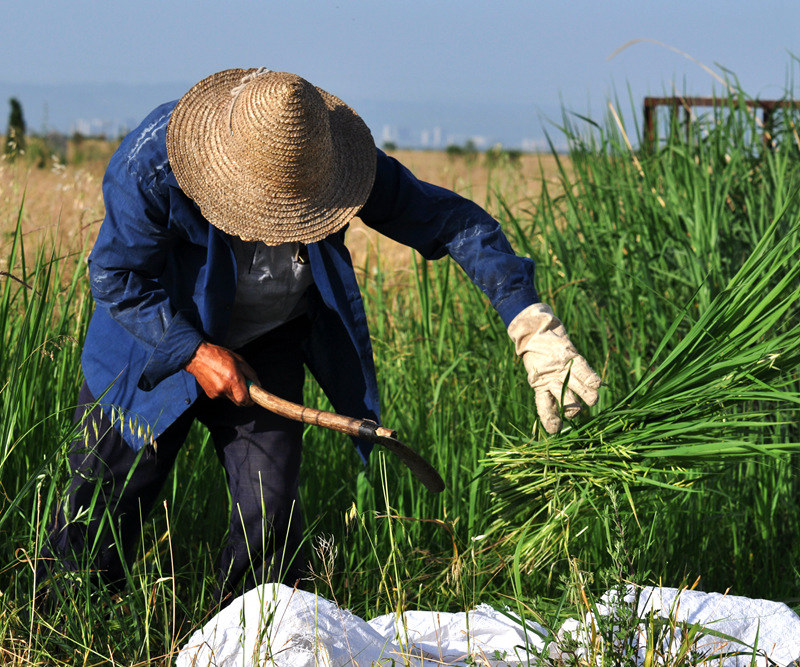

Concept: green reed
[[1, 83, 800, 663], [489, 90, 800, 593]]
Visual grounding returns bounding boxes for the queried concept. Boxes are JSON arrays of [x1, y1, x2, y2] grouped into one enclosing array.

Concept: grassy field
[[0, 142, 562, 270], [1, 92, 800, 664]]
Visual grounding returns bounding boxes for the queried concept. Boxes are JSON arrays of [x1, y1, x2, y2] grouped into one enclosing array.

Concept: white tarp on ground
[[175, 584, 546, 666], [559, 585, 800, 666], [176, 583, 800, 666]]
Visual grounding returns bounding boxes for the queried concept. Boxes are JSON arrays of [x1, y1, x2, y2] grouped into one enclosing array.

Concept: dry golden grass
[[0, 158, 106, 276], [347, 149, 566, 271], [0, 145, 566, 276]]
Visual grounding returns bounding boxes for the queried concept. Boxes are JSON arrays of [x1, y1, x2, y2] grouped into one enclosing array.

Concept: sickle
[[248, 382, 445, 494]]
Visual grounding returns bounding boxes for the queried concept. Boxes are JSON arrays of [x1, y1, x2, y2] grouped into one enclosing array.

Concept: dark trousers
[[40, 316, 310, 604]]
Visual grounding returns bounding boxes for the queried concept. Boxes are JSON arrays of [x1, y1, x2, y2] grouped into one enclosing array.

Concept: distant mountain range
[[0, 81, 562, 150]]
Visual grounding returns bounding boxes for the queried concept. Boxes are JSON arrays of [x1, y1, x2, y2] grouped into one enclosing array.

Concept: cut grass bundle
[[487, 206, 800, 573]]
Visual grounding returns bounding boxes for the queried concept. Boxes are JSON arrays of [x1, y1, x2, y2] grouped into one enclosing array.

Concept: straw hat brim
[[166, 69, 376, 245]]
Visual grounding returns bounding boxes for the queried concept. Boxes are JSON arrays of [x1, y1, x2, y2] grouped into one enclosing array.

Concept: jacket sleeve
[[87, 152, 203, 391], [357, 149, 540, 326]]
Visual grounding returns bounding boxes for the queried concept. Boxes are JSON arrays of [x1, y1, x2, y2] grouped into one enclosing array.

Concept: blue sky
[[4, 1, 800, 147]]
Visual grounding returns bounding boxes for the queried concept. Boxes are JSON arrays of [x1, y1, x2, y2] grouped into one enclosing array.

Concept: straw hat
[[166, 68, 376, 245]]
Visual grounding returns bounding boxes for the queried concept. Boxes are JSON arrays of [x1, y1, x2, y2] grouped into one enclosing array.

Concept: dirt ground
[[0, 148, 565, 276]]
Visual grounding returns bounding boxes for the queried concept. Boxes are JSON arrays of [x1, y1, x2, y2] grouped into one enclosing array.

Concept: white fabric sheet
[[176, 584, 546, 666], [176, 583, 800, 666]]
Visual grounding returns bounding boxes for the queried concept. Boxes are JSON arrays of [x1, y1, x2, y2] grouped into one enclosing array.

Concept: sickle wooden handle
[[248, 382, 445, 494], [248, 383, 396, 441]]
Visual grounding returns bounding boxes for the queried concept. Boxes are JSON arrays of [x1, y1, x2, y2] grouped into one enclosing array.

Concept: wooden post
[[671, 100, 680, 145], [644, 97, 655, 152]]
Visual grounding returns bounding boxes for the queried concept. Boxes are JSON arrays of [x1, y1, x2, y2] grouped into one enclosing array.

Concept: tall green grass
[[1, 85, 799, 663], [488, 208, 800, 574], [489, 92, 800, 593]]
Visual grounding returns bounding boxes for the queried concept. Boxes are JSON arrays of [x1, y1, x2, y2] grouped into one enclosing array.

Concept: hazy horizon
[[0, 79, 571, 150], [3, 2, 799, 150]]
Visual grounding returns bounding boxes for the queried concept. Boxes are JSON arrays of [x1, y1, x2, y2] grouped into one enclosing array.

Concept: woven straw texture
[[167, 69, 376, 245]]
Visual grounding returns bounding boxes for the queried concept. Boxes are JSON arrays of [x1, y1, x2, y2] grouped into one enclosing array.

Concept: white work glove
[[508, 303, 602, 434]]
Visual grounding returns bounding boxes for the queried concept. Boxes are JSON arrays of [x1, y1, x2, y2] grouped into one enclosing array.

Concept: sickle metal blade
[[365, 430, 445, 494]]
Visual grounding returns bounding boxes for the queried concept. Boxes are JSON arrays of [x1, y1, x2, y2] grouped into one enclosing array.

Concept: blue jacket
[[82, 101, 540, 458]]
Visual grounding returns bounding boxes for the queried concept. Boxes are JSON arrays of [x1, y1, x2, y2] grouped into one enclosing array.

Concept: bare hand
[[185, 341, 259, 406]]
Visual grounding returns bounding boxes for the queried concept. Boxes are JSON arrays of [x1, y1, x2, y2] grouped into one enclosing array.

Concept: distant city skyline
[[0, 80, 568, 150]]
